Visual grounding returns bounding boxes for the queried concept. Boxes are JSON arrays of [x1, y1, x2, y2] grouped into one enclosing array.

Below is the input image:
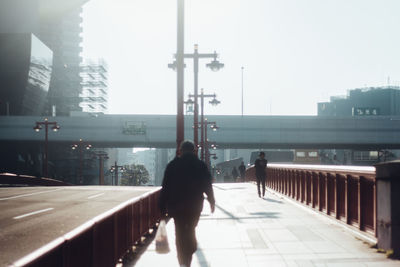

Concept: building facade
[[0, 33, 52, 116], [317, 86, 400, 165], [318, 86, 400, 117], [37, 6, 84, 116], [80, 59, 109, 113]]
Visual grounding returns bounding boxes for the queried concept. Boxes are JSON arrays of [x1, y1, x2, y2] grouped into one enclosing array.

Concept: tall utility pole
[[241, 66, 244, 116], [176, 0, 185, 154]]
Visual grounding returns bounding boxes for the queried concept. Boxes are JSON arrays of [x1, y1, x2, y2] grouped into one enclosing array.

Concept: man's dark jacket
[[159, 153, 215, 217], [254, 158, 268, 178]]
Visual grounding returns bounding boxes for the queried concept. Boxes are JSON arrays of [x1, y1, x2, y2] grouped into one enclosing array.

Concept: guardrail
[[245, 164, 376, 236], [0, 173, 72, 186], [11, 188, 161, 267]]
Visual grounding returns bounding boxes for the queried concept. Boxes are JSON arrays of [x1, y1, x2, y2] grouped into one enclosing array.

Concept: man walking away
[[254, 151, 268, 198], [231, 167, 239, 182], [238, 161, 246, 182], [159, 140, 215, 267]]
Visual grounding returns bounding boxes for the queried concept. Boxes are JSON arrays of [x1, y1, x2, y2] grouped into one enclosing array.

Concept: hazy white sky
[[82, 0, 400, 116]]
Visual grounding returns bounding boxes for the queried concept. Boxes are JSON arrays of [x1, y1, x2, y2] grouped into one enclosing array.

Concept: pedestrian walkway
[[130, 183, 400, 267]]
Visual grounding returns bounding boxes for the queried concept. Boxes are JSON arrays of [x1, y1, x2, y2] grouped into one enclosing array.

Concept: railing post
[[296, 171, 300, 201], [292, 171, 295, 198], [300, 171, 304, 203], [317, 172, 321, 211], [334, 174, 339, 219], [325, 174, 329, 215], [375, 160, 400, 256], [345, 175, 349, 224], [358, 177, 362, 230], [304, 172, 308, 205]]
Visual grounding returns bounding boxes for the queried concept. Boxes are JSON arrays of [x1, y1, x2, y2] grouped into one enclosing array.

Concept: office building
[[317, 86, 400, 165], [80, 59, 109, 113], [37, 5, 84, 116], [318, 86, 400, 117], [0, 33, 52, 116]]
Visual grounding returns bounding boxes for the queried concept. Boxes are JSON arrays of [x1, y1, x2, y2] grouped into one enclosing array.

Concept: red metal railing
[[246, 164, 376, 237], [11, 188, 161, 267], [0, 173, 72, 186]]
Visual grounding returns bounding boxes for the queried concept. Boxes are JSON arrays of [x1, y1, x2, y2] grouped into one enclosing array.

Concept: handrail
[[0, 173, 72, 186], [266, 163, 375, 175], [11, 188, 161, 267], [245, 164, 377, 237]]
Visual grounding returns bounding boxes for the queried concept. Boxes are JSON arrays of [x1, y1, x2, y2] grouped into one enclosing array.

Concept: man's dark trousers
[[256, 175, 266, 197], [173, 212, 201, 266]]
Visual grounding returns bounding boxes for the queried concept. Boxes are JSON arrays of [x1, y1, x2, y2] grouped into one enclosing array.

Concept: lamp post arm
[[183, 53, 217, 58]]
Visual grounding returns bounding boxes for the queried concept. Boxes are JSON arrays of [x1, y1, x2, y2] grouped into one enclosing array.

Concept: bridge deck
[[132, 183, 399, 267]]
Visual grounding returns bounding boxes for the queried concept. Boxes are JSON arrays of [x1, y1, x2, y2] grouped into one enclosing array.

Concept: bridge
[[2, 161, 400, 266], [1, 115, 400, 149]]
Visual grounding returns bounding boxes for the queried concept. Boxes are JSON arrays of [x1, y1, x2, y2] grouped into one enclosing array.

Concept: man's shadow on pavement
[[262, 197, 283, 204]]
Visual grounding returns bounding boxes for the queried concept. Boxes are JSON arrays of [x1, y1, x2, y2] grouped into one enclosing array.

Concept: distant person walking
[[238, 161, 246, 182], [254, 151, 268, 198], [159, 140, 215, 267], [231, 167, 239, 181]]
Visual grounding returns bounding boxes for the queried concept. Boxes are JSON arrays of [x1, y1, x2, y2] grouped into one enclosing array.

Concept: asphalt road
[[0, 186, 155, 267]]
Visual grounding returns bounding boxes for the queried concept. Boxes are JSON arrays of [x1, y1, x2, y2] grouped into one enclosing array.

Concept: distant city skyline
[[82, 0, 400, 116]]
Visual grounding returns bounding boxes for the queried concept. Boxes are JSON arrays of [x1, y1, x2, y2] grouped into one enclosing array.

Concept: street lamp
[[92, 151, 108, 185], [206, 53, 225, 71], [186, 89, 220, 160], [184, 98, 194, 114], [33, 118, 60, 177], [203, 119, 219, 168], [169, 44, 223, 150], [71, 139, 92, 184], [110, 161, 125, 185]]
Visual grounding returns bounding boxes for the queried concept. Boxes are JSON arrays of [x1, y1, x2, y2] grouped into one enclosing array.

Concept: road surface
[[0, 186, 155, 266]]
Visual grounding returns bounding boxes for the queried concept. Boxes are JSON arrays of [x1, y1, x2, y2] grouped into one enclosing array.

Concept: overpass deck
[[132, 183, 400, 267]]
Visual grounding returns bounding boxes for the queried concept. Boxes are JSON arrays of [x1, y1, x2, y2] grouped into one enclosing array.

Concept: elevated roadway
[[1, 115, 400, 149]]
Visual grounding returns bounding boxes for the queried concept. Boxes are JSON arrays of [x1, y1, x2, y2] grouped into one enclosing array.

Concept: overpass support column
[[375, 160, 400, 256]]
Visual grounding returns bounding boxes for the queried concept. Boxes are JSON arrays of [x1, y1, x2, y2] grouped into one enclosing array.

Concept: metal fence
[[12, 189, 161, 267], [246, 164, 376, 237], [0, 173, 72, 186]]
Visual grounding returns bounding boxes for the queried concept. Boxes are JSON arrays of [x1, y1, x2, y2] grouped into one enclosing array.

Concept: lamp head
[[33, 125, 42, 132], [168, 60, 177, 71], [206, 52, 224, 71], [210, 123, 219, 131], [209, 97, 220, 106], [206, 60, 224, 72], [168, 60, 186, 71], [52, 125, 60, 132], [184, 98, 195, 114]]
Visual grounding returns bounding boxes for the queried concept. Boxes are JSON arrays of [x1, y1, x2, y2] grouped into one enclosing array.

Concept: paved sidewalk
[[130, 183, 400, 267]]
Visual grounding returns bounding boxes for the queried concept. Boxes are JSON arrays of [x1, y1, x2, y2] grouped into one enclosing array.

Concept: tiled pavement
[[130, 183, 400, 267]]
